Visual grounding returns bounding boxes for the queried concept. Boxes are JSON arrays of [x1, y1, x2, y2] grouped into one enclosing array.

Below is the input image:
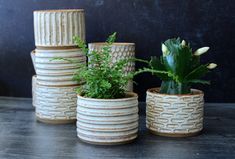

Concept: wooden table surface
[[0, 97, 234, 159]]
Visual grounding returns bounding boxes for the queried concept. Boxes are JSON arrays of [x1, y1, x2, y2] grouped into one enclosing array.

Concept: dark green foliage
[[136, 37, 217, 94]]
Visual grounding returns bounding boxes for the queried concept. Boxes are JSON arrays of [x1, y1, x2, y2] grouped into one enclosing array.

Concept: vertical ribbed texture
[[34, 10, 85, 47]]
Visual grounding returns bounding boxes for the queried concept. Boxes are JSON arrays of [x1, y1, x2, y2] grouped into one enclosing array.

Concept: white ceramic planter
[[32, 75, 37, 107], [34, 9, 85, 47], [146, 88, 204, 137], [76, 92, 139, 145], [31, 50, 36, 72], [35, 48, 86, 86], [88, 43, 135, 91], [35, 84, 78, 124]]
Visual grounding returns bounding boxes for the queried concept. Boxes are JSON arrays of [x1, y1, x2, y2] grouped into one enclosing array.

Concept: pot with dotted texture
[[88, 43, 135, 91], [76, 92, 139, 145], [146, 88, 204, 137]]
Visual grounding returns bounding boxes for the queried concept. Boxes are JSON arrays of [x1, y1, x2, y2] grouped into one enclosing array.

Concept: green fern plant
[[71, 32, 135, 99], [135, 38, 217, 94]]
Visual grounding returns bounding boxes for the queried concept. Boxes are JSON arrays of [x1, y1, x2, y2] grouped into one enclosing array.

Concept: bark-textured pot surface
[[32, 75, 37, 107], [35, 84, 78, 124], [35, 48, 86, 86], [34, 9, 85, 47], [146, 88, 204, 137], [76, 92, 139, 145], [88, 43, 135, 91]]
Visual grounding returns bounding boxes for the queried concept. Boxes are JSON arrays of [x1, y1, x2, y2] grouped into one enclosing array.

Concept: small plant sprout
[[136, 37, 217, 94]]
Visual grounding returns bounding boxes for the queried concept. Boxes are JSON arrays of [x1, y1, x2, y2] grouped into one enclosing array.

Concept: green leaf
[[163, 38, 193, 82], [149, 56, 170, 81], [184, 64, 209, 81], [187, 79, 210, 85]]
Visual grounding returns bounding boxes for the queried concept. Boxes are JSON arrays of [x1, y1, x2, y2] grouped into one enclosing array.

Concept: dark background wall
[[0, 0, 234, 102]]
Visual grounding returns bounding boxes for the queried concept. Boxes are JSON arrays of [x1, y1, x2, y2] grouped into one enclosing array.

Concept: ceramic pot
[[146, 88, 204, 137], [35, 84, 78, 124], [31, 50, 36, 72], [32, 75, 37, 107], [88, 43, 135, 91], [34, 9, 85, 48], [35, 48, 86, 86], [76, 92, 139, 145]]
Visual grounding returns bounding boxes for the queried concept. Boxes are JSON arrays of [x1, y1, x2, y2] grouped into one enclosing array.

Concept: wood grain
[[0, 97, 234, 159]]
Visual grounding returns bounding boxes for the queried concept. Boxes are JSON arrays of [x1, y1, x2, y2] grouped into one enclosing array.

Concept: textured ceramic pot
[[34, 9, 85, 48], [31, 50, 36, 72], [88, 43, 135, 91], [76, 92, 139, 145], [32, 75, 37, 107], [146, 88, 204, 137], [35, 84, 78, 124], [35, 48, 86, 86]]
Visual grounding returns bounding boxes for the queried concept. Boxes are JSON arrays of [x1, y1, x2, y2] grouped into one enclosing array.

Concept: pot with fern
[[72, 33, 138, 145], [137, 38, 217, 137], [88, 42, 135, 92]]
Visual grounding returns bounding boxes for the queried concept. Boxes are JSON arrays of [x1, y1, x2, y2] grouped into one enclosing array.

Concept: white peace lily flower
[[207, 63, 217, 69], [194, 47, 210, 56], [162, 43, 169, 56], [181, 40, 186, 47]]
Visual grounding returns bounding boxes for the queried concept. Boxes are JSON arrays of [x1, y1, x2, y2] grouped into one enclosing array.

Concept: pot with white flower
[[72, 33, 139, 145], [136, 38, 217, 137]]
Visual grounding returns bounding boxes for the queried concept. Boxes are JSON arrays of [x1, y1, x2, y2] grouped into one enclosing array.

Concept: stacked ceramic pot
[[88, 43, 135, 91], [31, 9, 86, 124]]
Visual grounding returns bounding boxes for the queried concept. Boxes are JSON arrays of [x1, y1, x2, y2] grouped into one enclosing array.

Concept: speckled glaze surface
[[32, 75, 37, 107], [76, 92, 139, 145], [35, 48, 86, 86], [34, 9, 85, 47], [35, 84, 78, 124], [88, 43, 135, 91], [146, 88, 204, 137]]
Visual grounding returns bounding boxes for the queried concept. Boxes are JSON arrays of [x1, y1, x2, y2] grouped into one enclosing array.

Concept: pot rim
[[77, 92, 138, 101], [147, 87, 204, 97], [88, 42, 135, 46], [35, 48, 82, 53], [37, 84, 80, 88], [34, 9, 84, 13]]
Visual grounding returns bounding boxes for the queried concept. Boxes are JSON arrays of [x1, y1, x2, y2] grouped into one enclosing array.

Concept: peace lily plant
[[137, 37, 217, 137]]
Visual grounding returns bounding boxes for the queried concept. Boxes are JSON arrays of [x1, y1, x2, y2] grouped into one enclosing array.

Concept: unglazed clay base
[[78, 135, 137, 145], [36, 116, 76, 124], [149, 130, 202, 137]]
